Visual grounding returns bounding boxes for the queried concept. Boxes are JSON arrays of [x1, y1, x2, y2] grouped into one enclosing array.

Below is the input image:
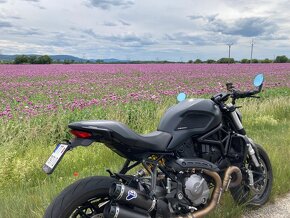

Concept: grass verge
[[0, 88, 289, 218]]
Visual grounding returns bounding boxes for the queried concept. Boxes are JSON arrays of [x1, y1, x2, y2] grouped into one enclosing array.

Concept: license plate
[[43, 144, 69, 174]]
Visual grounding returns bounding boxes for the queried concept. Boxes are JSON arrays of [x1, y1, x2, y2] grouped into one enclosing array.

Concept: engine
[[164, 171, 211, 215], [184, 174, 210, 206]]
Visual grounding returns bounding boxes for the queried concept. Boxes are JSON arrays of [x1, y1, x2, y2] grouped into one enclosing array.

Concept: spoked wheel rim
[[249, 158, 268, 198], [70, 197, 109, 218], [239, 156, 270, 204], [230, 144, 272, 206]]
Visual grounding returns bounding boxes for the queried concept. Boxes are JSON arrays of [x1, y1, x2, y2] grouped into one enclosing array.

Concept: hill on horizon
[[0, 54, 127, 63]]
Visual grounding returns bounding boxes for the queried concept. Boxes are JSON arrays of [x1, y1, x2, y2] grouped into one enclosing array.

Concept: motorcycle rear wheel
[[230, 144, 273, 206], [44, 176, 117, 218]]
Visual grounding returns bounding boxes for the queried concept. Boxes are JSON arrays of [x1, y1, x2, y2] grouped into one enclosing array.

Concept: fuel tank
[[157, 99, 222, 150]]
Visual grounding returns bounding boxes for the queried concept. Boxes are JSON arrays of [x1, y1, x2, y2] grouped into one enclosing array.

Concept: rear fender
[[70, 138, 95, 147], [69, 127, 113, 148]]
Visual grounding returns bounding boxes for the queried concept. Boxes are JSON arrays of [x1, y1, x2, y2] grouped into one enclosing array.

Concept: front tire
[[44, 176, 117, 218], [230, 144, 273, 206]]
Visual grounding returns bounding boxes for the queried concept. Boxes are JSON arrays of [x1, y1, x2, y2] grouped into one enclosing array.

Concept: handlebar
[[231, 89, 259, 99], [225, 82, 261, 104], [212, 82, 262, 107]]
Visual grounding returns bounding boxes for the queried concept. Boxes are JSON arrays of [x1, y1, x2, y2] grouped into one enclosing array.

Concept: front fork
[[229, 108, 261, 168], [247, 137, 261, 168], [229, 108, 263, 191]]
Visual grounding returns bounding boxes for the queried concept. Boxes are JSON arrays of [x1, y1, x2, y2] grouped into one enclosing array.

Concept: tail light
[[70, 130, 92, 139]]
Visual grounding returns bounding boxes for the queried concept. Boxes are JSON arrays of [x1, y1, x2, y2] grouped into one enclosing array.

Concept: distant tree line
[[188, 55, 290, 64], [0, 54, 289, 64], [14, 55, 52, 64]]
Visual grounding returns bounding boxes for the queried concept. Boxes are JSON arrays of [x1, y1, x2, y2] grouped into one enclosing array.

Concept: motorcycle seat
[[68, 120, 172, 151]]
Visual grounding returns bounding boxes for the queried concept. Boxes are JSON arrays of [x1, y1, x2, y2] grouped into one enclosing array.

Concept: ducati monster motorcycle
[[43, 74, 272, 218]]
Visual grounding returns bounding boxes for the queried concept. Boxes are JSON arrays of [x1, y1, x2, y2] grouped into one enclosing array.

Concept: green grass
[[0, 88, 289, 218]]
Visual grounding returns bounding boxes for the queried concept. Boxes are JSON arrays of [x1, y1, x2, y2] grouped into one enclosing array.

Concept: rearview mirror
[[177, 92, 187, 102], [253, 73, 264, 87]]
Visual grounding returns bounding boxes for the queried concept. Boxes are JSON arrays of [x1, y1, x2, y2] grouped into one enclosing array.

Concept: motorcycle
[[43, 74, 272, 218]]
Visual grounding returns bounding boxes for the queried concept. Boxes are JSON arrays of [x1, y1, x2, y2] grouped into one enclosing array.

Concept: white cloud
[[85, 0, 134, 10]]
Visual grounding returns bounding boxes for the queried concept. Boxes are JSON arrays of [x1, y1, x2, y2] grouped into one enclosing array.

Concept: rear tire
[[230, 144, 273, 206], [44, 176, 117, 218]]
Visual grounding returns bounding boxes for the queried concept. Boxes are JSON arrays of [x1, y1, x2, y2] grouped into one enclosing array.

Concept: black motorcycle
[[43, 74, 272, 218]]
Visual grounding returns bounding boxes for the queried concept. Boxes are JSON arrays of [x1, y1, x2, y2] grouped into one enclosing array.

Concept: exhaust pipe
[[178, 166, 242, 218], [223, 166, 243, 190], [109, 183, 156, 212], [108, 167, 241, 218], [104, 203, 150, 218]]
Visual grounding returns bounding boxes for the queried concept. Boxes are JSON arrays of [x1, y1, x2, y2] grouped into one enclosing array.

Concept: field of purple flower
[[1, 63, 289, 119]]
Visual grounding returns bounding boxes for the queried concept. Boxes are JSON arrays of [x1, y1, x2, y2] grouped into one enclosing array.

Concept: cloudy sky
[[0, 0, 290, 61]]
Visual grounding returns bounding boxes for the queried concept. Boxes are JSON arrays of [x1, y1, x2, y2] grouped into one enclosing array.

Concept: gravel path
[[243, 192, 290, 218]]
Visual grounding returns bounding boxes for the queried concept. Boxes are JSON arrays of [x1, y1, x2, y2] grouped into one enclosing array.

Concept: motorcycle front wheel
[[230, 144, 273, 206], [44, 176, 117, 218]]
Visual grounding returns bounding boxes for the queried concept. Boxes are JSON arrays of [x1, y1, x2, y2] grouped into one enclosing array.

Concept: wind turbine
[[227, 43, 233, 64], [250, 39, 254, 63]]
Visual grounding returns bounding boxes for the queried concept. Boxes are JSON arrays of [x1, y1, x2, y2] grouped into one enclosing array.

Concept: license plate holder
[[43, 143, 70, 174]]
